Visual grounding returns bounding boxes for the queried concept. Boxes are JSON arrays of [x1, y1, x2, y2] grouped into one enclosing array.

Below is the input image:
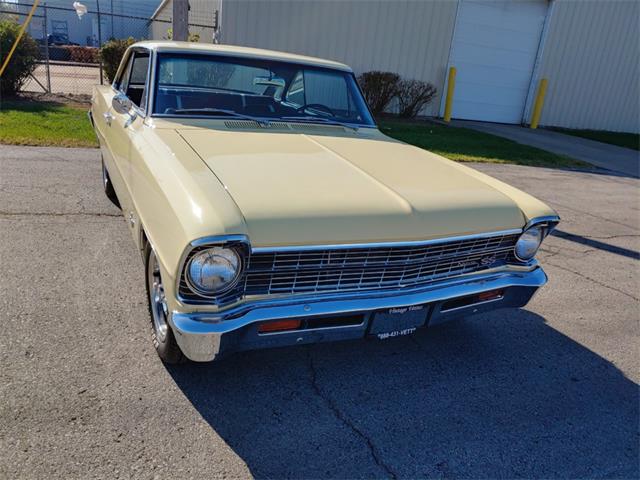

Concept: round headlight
[[186, 247, 241, 295], [515, 226, 543, 261]]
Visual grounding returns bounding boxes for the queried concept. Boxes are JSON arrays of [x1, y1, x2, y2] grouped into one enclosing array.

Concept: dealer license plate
[[370, 305, 428, 340]]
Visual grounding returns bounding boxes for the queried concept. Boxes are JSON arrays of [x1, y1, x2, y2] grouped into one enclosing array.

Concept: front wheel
[[145, 244, 185, 364]]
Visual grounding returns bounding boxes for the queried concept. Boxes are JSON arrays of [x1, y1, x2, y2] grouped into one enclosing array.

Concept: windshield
[[153, 53, 375, 127]]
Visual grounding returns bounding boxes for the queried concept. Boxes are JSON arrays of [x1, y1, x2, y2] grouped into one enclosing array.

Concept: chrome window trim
[[149, 113, 374, 130], [149, 53, 375, 127], [250, 228, 523, 253], [110, 46, 153, 119], [147, 49, 157, 121]]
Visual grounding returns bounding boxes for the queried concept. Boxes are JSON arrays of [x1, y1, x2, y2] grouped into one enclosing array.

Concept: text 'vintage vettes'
[[90, 41, 559, 363]]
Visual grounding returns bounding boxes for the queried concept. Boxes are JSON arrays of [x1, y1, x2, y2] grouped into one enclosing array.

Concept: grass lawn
[[549, 127, 639, 151], [379, 119, 589, 169], [0, 99, 97, 148]]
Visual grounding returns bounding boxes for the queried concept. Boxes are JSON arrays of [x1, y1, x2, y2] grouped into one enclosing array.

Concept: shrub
[[99, 37, 135, 83], [0, 19, 39, 96], [396, 79, 437, 118], [357, 71, 400, 115], [63, 46, 99, 64]]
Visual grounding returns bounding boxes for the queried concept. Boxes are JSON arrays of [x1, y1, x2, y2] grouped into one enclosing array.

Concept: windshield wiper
[[169, 108, 270, 127], [280, 116, 359, 131]]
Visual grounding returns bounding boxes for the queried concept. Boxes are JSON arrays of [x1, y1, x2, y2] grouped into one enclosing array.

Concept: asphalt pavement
[[1, 145, 638, 479]]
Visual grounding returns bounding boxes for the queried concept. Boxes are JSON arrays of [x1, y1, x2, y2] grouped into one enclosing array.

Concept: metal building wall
[[220, 0, 458, 116], [151, 0, 221, 43], [535, 0, 639, 133]]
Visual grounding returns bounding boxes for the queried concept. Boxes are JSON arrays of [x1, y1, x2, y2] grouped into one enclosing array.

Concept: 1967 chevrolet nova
[[90, 41, 559, 363]]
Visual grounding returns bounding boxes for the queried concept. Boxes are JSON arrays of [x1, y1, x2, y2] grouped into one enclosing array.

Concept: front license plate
[[370, 305, 428, 340]]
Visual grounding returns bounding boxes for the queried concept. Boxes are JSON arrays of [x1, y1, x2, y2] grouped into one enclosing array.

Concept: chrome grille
[[178, 233, 520, 304], [243, 233, 520, 296]]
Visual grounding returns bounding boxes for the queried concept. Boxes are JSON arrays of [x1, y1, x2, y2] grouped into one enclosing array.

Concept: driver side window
[[304, 70, 349, 112], [114, 53, 133, 93], [114, 51, 149, 110], [285, 71, 305, 106], [285, 69, 351, 116]]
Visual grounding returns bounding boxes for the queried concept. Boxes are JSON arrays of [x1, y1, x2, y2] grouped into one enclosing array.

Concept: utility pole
[[43, 3, 51, 93], [172, 0, 189, 41], [96, 0, 103, 84], [110, 0, 114, 38]]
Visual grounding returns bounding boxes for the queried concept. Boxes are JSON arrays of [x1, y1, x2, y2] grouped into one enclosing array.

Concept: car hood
[[176, 127, 525, 247]]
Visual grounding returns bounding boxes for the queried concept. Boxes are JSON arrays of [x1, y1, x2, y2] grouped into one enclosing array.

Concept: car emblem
[[480, 254, 497, 266]]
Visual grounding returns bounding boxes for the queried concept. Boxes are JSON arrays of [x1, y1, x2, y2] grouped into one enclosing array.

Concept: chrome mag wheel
[[147, 249, 169, 343], [101, 159, 109, 190]]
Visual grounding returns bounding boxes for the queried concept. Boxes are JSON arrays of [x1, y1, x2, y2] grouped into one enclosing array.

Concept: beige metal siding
[[221, 0, 458, 116], [535, 0, 639, 132]]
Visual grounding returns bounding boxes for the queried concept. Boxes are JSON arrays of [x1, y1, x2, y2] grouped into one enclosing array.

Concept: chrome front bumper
[[170, 265, 547, 361]]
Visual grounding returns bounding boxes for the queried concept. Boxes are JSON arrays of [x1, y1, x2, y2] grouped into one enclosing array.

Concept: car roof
[[132, 41, 352, 72]]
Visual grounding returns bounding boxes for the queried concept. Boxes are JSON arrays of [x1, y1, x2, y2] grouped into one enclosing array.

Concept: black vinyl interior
[[156, 87, 297, 116]]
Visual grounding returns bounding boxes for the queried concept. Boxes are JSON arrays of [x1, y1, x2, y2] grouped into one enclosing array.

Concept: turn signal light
[[478, 289, 504, 302], [258, 319, 302, 333]]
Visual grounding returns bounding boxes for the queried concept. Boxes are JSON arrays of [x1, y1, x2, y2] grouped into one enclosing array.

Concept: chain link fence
[[0, 0, 218, 97]]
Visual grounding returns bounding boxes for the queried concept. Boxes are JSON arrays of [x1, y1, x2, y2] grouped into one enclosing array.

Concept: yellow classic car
[[90, 41, 559, 363]]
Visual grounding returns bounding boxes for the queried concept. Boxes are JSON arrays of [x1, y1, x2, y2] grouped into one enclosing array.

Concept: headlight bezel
[[176, 235, 250, 305], [185, 246, 243, 296], [514, 225, 544, 261], [513, 216, 560, 262]]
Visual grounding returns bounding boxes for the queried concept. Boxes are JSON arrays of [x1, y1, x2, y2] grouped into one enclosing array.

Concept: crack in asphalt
[[545, 261, 639, 302], [577, 234, 640, 240], [0, 211, 121, 218], [306, 348, 399, 479], [546, 202, 639, 230]]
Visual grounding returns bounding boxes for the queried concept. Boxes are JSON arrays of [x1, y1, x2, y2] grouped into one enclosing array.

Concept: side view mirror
[[253, 76, 286, 101], [112, 92, 137, 127], [112, 93, 133, 114]]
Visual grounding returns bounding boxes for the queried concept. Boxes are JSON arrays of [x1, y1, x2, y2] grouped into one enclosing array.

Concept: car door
[[103, 48, 151, 240]]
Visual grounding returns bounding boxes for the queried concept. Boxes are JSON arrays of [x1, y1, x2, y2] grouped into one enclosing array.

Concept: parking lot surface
[[1, 145, 638, 479]]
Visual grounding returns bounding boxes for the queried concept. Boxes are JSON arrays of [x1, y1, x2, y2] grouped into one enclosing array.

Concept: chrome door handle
[[103, 112, 113, 126]]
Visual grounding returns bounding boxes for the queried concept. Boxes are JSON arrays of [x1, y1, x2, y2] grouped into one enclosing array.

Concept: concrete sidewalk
[[451, 120, 640, 178]]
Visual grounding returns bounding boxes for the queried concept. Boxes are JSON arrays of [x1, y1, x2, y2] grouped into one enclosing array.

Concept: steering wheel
[[296, 103, 336, 116]]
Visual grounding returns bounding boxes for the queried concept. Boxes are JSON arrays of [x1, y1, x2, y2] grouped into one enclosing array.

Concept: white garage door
[[444, 0, 548, 124]]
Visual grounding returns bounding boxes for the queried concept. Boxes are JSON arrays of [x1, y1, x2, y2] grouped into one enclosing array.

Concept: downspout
[[522, 0, 556, 125]]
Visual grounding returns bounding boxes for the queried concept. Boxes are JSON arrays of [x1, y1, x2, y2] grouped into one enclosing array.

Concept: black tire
[[144, 243, 185, 364], [101, 158, 121, 209]]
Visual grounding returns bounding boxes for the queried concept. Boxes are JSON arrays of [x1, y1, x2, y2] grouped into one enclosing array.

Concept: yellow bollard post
[[443, 66, 457, 123], [530, 78, 548, 129], [0, 0, 41, 78]]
